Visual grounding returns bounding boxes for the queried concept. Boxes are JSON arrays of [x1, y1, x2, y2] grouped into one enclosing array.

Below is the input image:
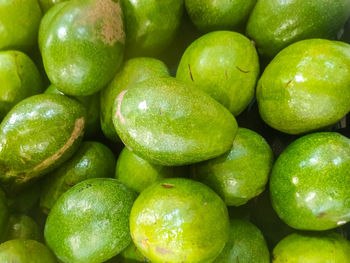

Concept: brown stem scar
[[188, 64, 194, 82], [115, 89, 127, 124], [162, 183, 175, 188], [317, 212, 326, 218], [285, 80, 292, 88], [236, 66, 250, 73]]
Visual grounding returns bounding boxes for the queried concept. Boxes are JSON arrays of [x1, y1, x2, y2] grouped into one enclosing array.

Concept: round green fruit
[[39, 0, 69, 13], [130, 178, 230, 263], [176, 31, 259, 116], [3, 214, 41, 242], [270, 132, 350, 231], [120, 242, 148, 262], [45, 178, 136, 263]]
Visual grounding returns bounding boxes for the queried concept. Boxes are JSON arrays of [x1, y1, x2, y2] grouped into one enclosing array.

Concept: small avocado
[[130, 178, 230, 263], [270, 132, 350, 231], [39, 0, 69, 13], [120, 242, 148, 262], [3, 214, 41, 242]]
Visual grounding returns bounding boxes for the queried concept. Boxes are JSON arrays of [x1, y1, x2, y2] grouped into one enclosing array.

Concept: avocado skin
[[39, 0, 69, 13], [270, 132, 350, 231], [3, 214, 41, 242], [246, 0, 350, 58], [257, 39, 350, 135]]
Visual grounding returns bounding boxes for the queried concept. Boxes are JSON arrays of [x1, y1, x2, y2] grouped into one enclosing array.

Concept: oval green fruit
[[121, 0, 184, 57], [39, 0, 125, 96], [3, 214, 41, 242], [39, 0, 69, 13], [40, 141, 116, 212], [257, 39, 350, 134], [246, 0, 350, 58], [130, 178, 230, 263], [270, 132, 350, 231], [113, 77, 238, 166], [0, 239, 57, 263], [0, 50, 43, 120], [185, 0, 256, 32], [192, 128, 273, 206], [119, 242, 148, 262], [176, 31, 259, 116], [100, 57, 170, 142], [0, 94, 86, 193], [45, 178, 136, 263], [272, 232, 350, 262]]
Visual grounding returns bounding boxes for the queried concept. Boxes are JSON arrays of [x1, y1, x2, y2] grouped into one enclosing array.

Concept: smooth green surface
[[100, 57, 170, 142], [39, 0, 125, 96], [270, 132, 350, 231], [246, 0, 350, 58], [130, 178, 230, 263], [185, 0, 256, 32], [0, 50, 43, 120], [121, 0, 184, 57], [192, 128, 273, 206], [257, 39, 350, 134], [113, 77, 238, 166], [120, 242, 148, 262], [3, 214, 41, 242], [176, 31, 259, 116], [0, 0, 42, 51], [45, 178, 136, 263], [214, 219, 270, 263], [273, 232, 350, 262], [40, 141, 116, 213], [0, 94, 86, 193], [39, 0, 69, 13]]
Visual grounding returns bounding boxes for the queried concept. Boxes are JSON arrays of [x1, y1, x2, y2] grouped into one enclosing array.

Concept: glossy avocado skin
[[121, 0, 184, 57], [113, 77, 238, 166], [176, 31, 259, 116], [40, 141, 116, 213], [100, 57, 170, 142], [270, 132, 350, 231], [3, 214, 41, 242], [39, 0, 125, 96], [0, 94, 86, 193], [192, 128, 273, 206], [45, 178, 136, 263], [246, 0, 350, 58], [130, 178, 230, 263], [272, 232, 350, 262], [185, 0, 256, 32], [0, 51, 43, 120], [257, 39, 350, 135]]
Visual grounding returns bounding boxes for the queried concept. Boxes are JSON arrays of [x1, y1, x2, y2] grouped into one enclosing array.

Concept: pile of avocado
[[0, 0, 350, 262]]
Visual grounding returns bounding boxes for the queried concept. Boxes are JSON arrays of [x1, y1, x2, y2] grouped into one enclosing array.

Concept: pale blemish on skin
[[115, 89, 127, 124]]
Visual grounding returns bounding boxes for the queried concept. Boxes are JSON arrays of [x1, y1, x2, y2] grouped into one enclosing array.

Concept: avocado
[[3, 214, 41, 242], [39, 0, 69, 13], [120, 242, 148, 262]]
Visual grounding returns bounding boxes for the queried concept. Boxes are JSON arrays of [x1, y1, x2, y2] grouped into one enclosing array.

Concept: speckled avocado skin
[[214, 219, 270, 263], [100, 57, 170, 142], [0, 51, 43, 120], [192, 128, 273, 206], [39, 0, 125, 96], [270, 132, 350, 231], [130, 178, 230, 263], [0, 0, 42, 51], [272, 232, 350, 262], [185, 0, 256, 32], [113, 77, 238, 166], [0, 240, 57, 262], [176, 31, 259, 116], [0, 94, 86, 193], [121, 0, 184, 57], [257, 39, 350, 135], [40, 141, 116, 212], [246, 0, 350, 58], [45, 178, 137, 263], [3, 214, 41, 242]]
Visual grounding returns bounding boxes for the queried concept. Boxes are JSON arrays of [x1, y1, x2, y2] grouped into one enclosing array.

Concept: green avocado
[[40, 141, 116, 213], [272, 232, 350, 262], [130, 178, 230, 263], [39, 0, 69, 13], [192, 128, 273, 206], [257, 39, 350, 134], [0, 239, 57, 263], [39, 0, 125, 96], [100, 57, 170, 142], [0, 0, 42, 51], [0, 94, 86, 193], [45, 178, 136, 263], [214, 219, 270, 263], [246, 0, 350, 58], [0, 50, 43, 120], [176, 31, 259, 116], [120, 242, 148, 262], [121, 0, 184, 57], [7, 182, 40, 214], [185, 0, 256, 32], [270, 132, 350, 231], [45, 84, 100, 139], [3, 214, 41, 242], [113, 77, 238, 166]]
